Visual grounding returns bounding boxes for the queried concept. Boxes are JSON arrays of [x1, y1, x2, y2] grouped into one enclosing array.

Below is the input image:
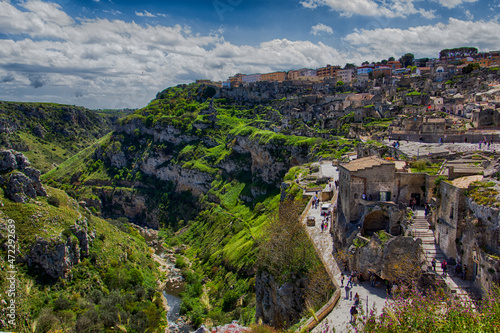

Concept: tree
[[362, 61, 370, 65], [258, 200, 319, 284], [344, 63, 356, 69], [388, 56, 396, 62], [399, 53, 415, 68], [381, 59, 388, 65], [462, 62, 480, 74], [336, 80, 344, 86]]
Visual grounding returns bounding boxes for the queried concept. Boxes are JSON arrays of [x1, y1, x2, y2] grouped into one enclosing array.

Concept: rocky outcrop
[[255, 270, 307, 328], [0, 150, 47, 203], [232, 136, 309, 185], [23, 221, 93, 279], [350, 234, 422, 280]]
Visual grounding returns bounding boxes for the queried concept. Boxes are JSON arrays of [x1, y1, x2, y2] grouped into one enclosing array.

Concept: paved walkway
[[382, 140, 500, 158], [300, 162, 388, 333]]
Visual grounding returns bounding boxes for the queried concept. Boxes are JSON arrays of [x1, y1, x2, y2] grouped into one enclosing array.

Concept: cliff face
[[255, 270, 307, 328]]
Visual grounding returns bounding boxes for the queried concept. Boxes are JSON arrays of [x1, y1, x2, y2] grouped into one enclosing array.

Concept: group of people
[[431, 258, 468, 280], [312, 195, 320, 209], [478, 139, 494, 150], [455, 262, 468, 280]]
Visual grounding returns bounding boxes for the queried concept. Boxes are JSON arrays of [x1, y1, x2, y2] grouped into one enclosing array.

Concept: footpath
[[299, 162, 388, 333]]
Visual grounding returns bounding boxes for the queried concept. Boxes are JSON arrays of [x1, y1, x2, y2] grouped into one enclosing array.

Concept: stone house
[[338, 156, 429, 229], [472, 108, 498, 128], [431, 175, 500, 293]]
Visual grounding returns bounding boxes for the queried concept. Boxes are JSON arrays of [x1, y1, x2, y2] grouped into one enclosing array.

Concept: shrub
[[47, 196, 61, 207]]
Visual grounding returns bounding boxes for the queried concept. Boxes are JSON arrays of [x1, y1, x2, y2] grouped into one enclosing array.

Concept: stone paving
[[411, 209, 476, 306], [382, 139, 500, 158], [300, 162, 388, 333]]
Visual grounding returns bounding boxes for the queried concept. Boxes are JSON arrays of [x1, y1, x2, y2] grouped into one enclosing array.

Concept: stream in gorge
[[141, 229, 192, 333]]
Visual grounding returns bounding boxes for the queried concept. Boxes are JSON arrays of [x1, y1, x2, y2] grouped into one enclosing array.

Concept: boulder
[[0, 150, 17, 172]]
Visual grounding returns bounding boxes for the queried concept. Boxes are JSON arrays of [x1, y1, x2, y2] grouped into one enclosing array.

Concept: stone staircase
[[411, 209, 476, 307]]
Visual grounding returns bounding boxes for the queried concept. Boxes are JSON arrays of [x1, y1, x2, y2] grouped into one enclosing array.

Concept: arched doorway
[[362, 210, 389, 236]]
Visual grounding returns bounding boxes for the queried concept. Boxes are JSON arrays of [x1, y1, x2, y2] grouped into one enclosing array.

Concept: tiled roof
[[342, 156, 394, 172]]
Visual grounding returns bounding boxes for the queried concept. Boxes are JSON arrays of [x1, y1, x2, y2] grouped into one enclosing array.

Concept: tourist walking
[[462, 264, 467, 280], [441, 259, 448, 276], [350, 305, 358, 323], [431, 258, 436, 271]]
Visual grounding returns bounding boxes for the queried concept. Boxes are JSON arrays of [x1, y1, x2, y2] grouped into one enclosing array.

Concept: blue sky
[[0, 0, 499, 108]]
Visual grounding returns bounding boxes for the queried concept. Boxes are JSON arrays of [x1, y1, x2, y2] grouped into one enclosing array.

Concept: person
[[370, 273, 375, 287], [442, 259, 448, 276], [354, 293, 360, 307], [341, 273, 345, 287], [321, 221, 324, 232], [350, 305, 358, 323], [431, 258, 436, 271], [462, 264, 467, 280]]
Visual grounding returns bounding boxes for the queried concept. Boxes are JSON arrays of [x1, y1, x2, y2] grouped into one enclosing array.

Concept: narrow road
[[301, 162, 389, 333]]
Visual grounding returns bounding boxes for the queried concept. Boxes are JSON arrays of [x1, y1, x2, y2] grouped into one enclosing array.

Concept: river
[[140, 228, 191, 332]]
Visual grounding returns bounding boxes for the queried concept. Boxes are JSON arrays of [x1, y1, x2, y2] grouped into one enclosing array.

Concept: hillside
[[0, 102, 116, 173], [0, 151, 165, 332]]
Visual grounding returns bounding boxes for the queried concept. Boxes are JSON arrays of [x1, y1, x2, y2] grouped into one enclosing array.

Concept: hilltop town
[[195, 47, 500, 143]]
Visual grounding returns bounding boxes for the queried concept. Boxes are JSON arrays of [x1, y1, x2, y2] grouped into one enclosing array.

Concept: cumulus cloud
[[311, 23, 333, 36], [436, 0, 478, 9], [300, 0, 436, 18], [344, 18, 500, 60]]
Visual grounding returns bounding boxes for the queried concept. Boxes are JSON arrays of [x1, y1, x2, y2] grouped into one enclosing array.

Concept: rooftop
[[342, 156, 394, 172]]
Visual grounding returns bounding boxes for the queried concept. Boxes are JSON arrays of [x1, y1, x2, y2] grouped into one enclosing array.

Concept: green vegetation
[[467, 181, 499, 207], [0, 186, 164, 332], [0, 102, 112, 173], [410, 159, 440, 175]]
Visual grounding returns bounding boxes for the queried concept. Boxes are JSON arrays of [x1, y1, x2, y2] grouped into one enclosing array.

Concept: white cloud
[[436, 0, 478, 9], [464, 10, 474, 20], [135, 10, 156, 17], [103, 9, 122, 16], [344, 18, 500, 61], [300, 0, 435, 18], [311, 23, 333, 36]]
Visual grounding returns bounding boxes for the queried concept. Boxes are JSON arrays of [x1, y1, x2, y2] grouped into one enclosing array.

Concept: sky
[[0, 0, 499, 109]]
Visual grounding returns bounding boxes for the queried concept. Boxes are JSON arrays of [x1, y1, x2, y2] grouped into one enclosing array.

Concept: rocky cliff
[[255, 270, 307, 328], [0, 150, 47, 203]]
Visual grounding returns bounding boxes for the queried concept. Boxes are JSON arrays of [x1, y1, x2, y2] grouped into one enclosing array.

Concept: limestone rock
[[0, 151, 47, 203], [26, 236, 81, 279], [255, 270, 307, 328], [0, 150, 18, 172]]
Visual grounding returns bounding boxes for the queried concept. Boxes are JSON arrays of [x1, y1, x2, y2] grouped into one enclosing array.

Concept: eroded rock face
[[0, 150, 46, 203], [351, 235, 422, 280], [255, 270, 307, 329], [27, 236, 80, 279], [24, 222, 93, 279]]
